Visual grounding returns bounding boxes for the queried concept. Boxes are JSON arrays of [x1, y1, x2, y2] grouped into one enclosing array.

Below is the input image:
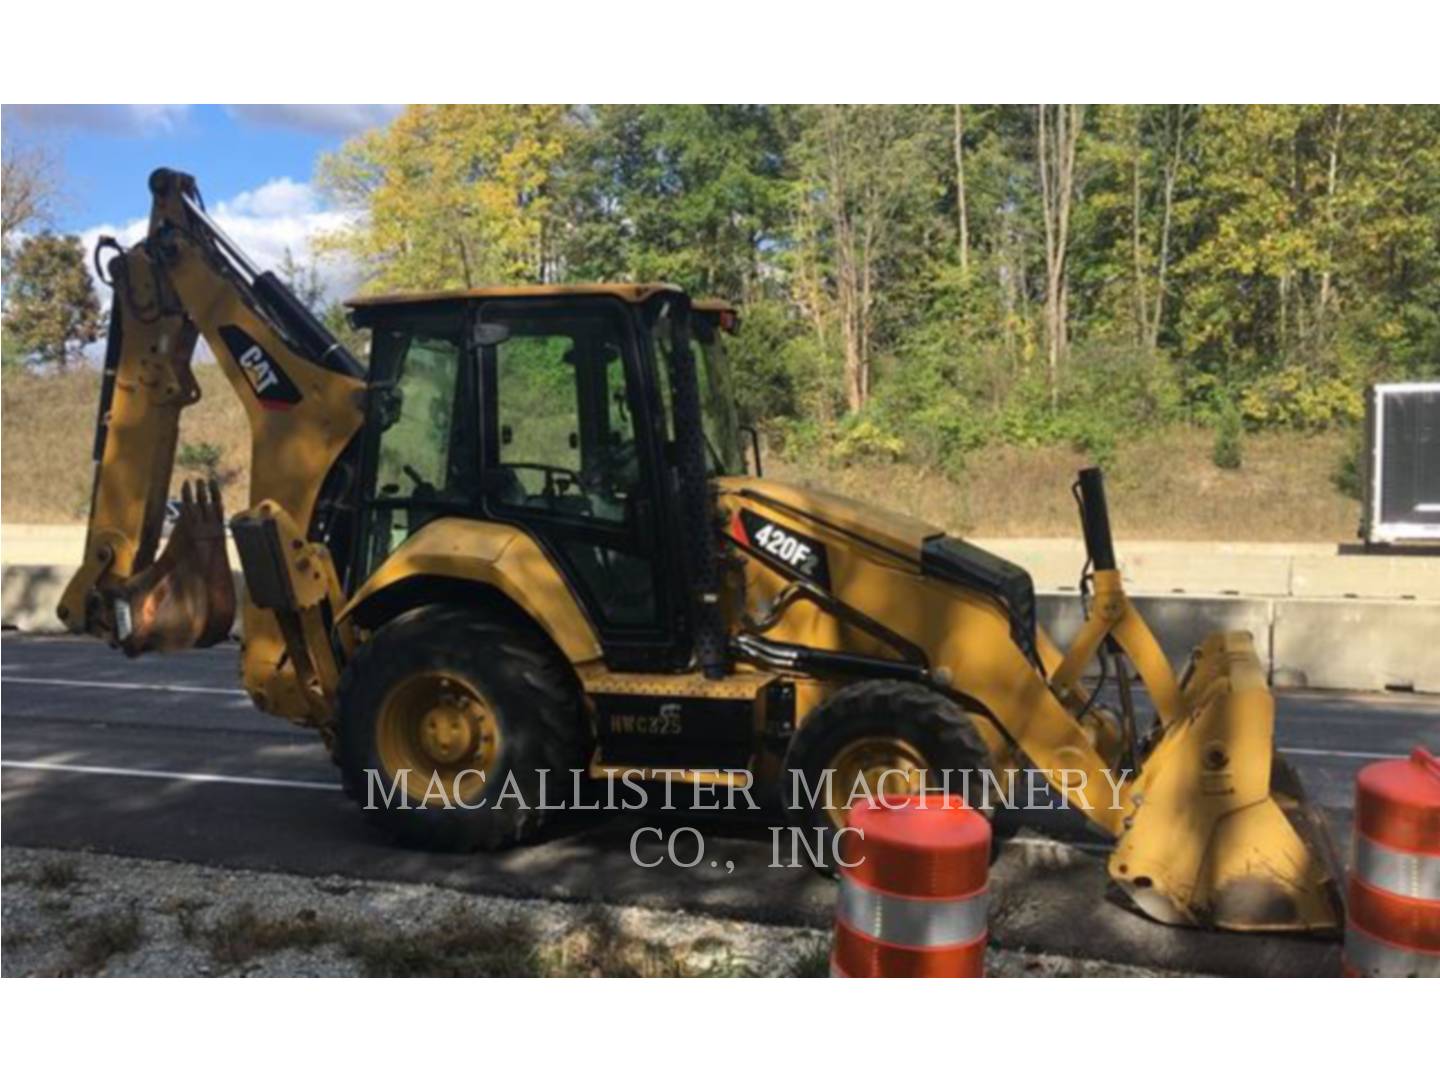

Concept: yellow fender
[[336, 518, 602, 664]]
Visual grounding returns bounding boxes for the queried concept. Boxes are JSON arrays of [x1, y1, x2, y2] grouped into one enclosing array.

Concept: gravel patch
[[2, 846, 1168, 977]]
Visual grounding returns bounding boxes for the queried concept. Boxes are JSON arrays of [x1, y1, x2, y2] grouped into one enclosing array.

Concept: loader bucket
[[1107, 632, 1344, 933], [106, 479, 237, 655]]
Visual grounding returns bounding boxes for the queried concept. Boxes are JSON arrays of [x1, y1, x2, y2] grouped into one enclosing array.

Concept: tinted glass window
[[492, 310, 638, 525]]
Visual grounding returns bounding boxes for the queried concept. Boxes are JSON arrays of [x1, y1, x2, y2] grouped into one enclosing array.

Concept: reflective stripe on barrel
[[830, 793, 991, 978], [1344, 747, 1440, 978], [1353, 834, 1440, 901]]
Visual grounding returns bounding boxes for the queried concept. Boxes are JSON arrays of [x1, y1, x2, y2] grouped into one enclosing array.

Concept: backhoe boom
[[59, 169, 366, 728]]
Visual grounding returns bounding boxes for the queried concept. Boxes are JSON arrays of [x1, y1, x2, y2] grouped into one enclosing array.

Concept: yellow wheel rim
[[825, 736, 928, 831], [375, 672, 501, 806]]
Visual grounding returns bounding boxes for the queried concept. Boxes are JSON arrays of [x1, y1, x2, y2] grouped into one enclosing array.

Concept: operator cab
[[346, 285, 746, 669]]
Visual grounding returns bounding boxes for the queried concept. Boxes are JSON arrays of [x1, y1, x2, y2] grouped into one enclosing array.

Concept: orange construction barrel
[[831, 793, 991, 977], [1344, 747, 1440, 977]]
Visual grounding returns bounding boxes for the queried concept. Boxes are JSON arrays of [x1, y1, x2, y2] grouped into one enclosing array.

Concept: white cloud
[[3, 104, 190, 135], [225, 105, 403, 135], [3, 104, 400, 138], [218, 176, 319, 219], [79, 177, 362, 308]]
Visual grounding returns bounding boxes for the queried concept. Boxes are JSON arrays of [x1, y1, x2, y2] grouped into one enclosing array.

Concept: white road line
[[1277, 746, 1401, 761], [1, 675, 246, 696], [0, 759, 340, 792]]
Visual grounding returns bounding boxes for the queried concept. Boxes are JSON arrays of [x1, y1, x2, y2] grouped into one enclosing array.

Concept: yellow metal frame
[[716, 480, 1341, 931], [59, 176, 365, 722], [336, 517, 603, 664]]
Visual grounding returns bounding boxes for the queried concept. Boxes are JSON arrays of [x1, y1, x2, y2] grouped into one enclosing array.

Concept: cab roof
[[345, 284, 739, 318], [346, 282, 685, 308]]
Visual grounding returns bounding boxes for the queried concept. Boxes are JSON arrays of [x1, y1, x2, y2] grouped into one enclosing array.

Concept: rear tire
[[337, 605, 588, 852], [782, 680, 1003, 872]]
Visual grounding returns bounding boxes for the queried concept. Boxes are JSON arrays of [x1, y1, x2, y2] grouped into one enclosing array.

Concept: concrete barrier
[[1272, 598, 1440, 693], [5, 530, 1436, 693], [1039, 593, 1276, 674], [977, 536, 1440, 600], [2, 564, 74, 633], [3, 565, 246, 636], [1290, 555, 1440, 601], [1, 524, 87, 567]]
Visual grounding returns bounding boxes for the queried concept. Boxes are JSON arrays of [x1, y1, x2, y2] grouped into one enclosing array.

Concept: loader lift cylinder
[[1077, 467, 1117, 572]]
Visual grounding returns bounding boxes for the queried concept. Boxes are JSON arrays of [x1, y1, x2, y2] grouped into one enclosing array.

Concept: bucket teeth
[[107, 478, 236, 654]]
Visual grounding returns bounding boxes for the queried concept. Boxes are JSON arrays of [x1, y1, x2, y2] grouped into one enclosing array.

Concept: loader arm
[[59, 168, 367, 729]]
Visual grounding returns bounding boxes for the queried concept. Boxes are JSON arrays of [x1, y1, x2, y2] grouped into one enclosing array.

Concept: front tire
[[337, 605, 588, 852], [782, 680, 1002, 871]]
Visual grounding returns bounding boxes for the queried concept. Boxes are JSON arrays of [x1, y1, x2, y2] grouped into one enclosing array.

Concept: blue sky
[[3, 104, 402, 300]]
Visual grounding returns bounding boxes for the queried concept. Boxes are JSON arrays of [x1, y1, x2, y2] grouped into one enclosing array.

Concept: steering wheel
[[402, 464, 438, 501], [580, 441, 639, 498], [503, 462, 585, 499]]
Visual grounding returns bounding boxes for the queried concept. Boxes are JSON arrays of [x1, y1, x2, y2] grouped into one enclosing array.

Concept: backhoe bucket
[[106, 479, 236, 655], [1108, 632, 1344, 933]]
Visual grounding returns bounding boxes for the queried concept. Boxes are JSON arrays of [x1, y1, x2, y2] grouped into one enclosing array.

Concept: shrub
[[830, 417, 905, 464], [176, 441, 223, 480], [1238, 367, 1364, 430], [1212, 402, 1243, 470], [1331, 424, 1365, 500]]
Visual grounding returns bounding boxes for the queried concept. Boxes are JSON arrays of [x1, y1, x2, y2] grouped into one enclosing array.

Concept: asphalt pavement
[[4, 631, 1437, 974]]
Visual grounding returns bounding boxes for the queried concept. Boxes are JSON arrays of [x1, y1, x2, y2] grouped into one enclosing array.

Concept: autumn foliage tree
[[317, 104, 574, 290], [316, 104, 1440, 461]]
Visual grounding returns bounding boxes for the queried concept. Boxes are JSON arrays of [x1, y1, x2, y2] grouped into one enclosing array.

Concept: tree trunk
[[1149, 107, 1182, 350], [1317, 105, 1345, 334], [1037, 104, 1082, 404], [1131, 119, 1147, 346], [954, 104, 970, 276]]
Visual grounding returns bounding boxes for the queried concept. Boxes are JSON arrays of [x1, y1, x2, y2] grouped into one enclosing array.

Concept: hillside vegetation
[[1, 364, 1359, 540], [7, 105, 1425, 543]]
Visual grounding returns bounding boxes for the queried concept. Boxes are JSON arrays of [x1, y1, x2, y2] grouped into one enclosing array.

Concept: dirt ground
[[2, 364, 1358, 541], [768, 428, 1358, 541], [1, 846, 1167, 978]]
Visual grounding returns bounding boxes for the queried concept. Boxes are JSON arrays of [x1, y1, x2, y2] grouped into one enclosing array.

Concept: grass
[[1, 363, 252, 524], [200, 904, 333, 970], [784, 939, 832, 978], [768, 427, 1360, 541], [1, 362, 1360, 541], [65, 906, 144, 974], [192, 901, 754, 977], [33, 858, 81, 890]]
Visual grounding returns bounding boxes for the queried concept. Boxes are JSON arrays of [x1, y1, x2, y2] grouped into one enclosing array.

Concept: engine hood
[[714, 477, 940, 564]]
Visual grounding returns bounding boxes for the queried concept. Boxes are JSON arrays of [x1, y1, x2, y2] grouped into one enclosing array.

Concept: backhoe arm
[[59, 169, 367, 727]]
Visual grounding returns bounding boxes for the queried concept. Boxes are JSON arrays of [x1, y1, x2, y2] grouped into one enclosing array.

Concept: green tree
[[2, 232, 102, 368], [561, 105, 790, 300], [305, 103, 1440, 456], [791, 105, 941, 413]]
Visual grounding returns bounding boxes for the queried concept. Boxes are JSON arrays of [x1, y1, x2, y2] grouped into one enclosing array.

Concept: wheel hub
[[826, 736, 928, 831], [419, 698, 479, 764], [375, 672, 500, 804]]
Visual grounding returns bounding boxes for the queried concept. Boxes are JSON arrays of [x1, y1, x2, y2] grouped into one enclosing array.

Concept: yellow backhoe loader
[[60, 169, 1342, 933]]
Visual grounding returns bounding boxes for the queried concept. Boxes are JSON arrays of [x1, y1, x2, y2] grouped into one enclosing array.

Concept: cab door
[[476, 297, 685, 669]]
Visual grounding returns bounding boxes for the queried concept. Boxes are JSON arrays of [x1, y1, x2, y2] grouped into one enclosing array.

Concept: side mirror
[[738, 424, 763, 477]]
